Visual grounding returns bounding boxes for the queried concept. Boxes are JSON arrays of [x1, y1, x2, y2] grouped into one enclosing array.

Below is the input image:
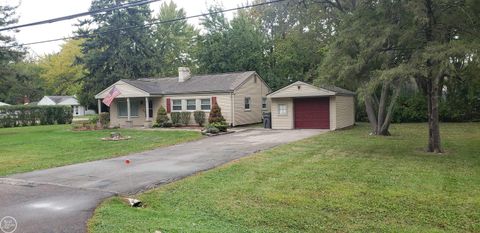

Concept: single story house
[[95, 68, 271, 127], [268, 81, 355, 130], [38, 96, 86, 116], [0, 101, 10, 106]]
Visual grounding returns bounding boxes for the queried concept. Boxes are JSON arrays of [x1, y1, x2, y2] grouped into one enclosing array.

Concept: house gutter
[[231, 92, 235, 127]]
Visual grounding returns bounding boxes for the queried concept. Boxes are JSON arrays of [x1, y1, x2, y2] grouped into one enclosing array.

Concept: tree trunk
[[377, 82, 388, 132], [379, 84, 401, 135], [365, 94, 378, 134], [427, 75, 443, 153], [423, 0, 443, 153], [365, 82, 399, 136]]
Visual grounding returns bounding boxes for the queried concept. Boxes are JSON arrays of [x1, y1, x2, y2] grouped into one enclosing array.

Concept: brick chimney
[[23, 95, 30, 105], [178, 67, 191, 82]]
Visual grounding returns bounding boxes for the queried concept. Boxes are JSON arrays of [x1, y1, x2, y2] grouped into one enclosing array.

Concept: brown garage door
[[294, 97, 330, 129]]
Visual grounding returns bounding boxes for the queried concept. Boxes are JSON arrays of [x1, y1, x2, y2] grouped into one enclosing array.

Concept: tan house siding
[[109, 98, 148, 127], [329, 96, 337, 130], [233, 74, 270, 126], [335, 95, 355, 129], [268, 81, 354, 130], [271, 98, 294, 129], [160, 93, 233, 125], [111, 94, 233, 127]]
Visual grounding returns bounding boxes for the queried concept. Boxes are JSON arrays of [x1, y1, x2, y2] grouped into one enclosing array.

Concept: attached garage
[[268, 81, 355, 130]]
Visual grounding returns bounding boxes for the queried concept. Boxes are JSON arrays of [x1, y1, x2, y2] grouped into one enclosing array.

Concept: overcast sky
[[3, 0, 246, 56]]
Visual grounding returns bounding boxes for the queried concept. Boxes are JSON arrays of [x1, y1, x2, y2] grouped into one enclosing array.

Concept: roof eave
[[269, 93, 336, 99], [161, 90, 234, 95]]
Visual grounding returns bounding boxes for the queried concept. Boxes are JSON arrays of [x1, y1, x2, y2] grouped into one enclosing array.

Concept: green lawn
[[0, 125, 202, 176], [89, 123, 480, 233]]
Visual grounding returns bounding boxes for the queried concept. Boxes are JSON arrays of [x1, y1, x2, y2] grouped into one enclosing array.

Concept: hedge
[[0, 105, 73, 128], [355, 92, 480, 123]]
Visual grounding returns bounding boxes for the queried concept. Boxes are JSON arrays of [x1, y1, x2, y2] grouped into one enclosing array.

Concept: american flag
[[102, 86, 121, 107]]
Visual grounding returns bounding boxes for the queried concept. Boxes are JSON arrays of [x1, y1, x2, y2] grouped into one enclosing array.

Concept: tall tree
[[318, 0, 479, 152], [0, 4, 27, 103], [38, 39, 86, 95], [10, 61, 46, 104], [405, 0, 479, 152], [196, 6, 267, 75], [319, 0, 413, 136], [250, 0, 336, 90], [77, 0, 156, 107], [152, 1, 197, 77]]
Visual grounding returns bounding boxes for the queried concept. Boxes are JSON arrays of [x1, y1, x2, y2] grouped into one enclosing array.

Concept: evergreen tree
[[77, 0, 156, 107], [317, 0, 480, 152], [156, 106, 169, 125], [319, 0, 413, 136], [208, 102, 225, 124], [404, 0, 479, 152], [0, 4, 27, 103]]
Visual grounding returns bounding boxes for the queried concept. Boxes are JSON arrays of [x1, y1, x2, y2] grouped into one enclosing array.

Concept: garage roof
[[268, 81, 355, 98]]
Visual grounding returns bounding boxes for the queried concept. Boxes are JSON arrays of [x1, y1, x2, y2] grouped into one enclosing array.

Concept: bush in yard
[[0, 105, 72, 128], [170, 112, 181, 126], [162, 121, 173, 127], [209, 122, 228, 132], [392, 93, 428, 123], [156, 106, 170, 126], [204, 125, 220, 134], [208, 102, 225, 124], [180, 112, 191, 126], [99, 112, 110, 128], [57, 107, 73, 124], [89, 115, 99, 124], [193, 111, 206, 126]]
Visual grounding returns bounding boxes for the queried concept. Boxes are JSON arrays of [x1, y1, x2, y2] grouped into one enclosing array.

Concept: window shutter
[[212, 96, 217, 105], [166, 98, 171, 113]]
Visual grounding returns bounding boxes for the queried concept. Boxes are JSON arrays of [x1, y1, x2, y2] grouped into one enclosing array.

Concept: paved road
[[0, 129, 325, 233]]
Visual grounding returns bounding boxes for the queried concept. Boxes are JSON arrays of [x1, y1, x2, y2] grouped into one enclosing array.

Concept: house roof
[[45, 96, 75, 104], [320, 85, 356, 96], [268, 81, 355, 98], [39, 96, 80, 106], [121, 71, 257, 95]]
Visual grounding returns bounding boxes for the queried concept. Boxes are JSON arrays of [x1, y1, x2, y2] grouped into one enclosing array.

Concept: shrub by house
[[154, 106, 170, 127], [208, 102, 228, 132]]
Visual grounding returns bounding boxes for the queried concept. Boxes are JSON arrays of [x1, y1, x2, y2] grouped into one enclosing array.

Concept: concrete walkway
[[0, 129, 325, 233]]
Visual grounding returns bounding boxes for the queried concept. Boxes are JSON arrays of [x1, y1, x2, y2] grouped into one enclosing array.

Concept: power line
[[0, 0, 163, 32], [4, 0, 286, 48]]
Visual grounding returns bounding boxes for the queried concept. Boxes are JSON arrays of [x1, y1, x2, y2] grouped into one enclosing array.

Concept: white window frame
[[201, 98, 211, 111], [244, 97, 251, 111], [262, 97, 267, 109], [172, 99, 182, 111], [117, 100, 139, 118], [278, 103, 287, 116]]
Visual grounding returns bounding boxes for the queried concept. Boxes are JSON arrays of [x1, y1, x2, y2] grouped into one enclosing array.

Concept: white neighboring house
[[38, 96, 86, 116], [0, 101, 10, 106]]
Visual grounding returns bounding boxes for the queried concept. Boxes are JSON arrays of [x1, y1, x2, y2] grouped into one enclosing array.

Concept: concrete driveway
[[0, 129, 325, 233]]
